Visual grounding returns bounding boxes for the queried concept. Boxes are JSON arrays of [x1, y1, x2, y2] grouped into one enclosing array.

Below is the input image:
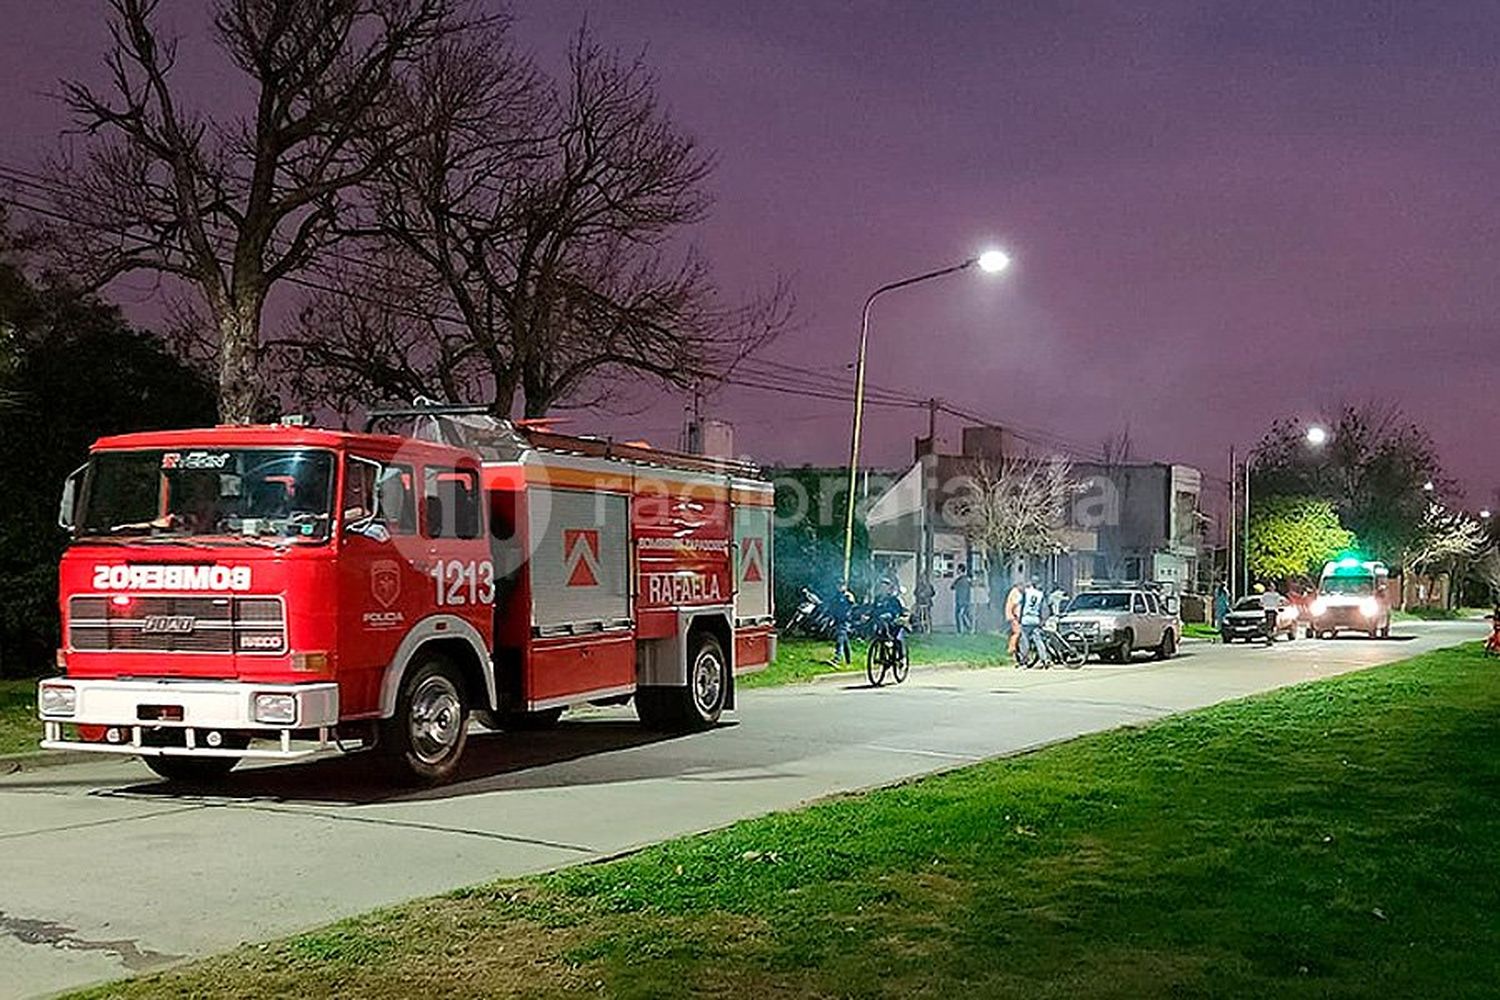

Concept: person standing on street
[[829, 583, 855, 667], [952, 564, 973, 634], [1213, 581, 1231, 636], [914, 574, 936, 634], [1019, 576, 1049, 667], [1004, 579, 1024, 660]]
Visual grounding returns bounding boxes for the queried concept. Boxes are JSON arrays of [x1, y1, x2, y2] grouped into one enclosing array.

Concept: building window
[[933, 551, 956, 579], [1123, 556, 1143, 581]]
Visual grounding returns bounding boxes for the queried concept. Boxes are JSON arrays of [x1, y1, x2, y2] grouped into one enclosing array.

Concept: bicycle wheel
[[866, 641, 887, 686], [891, 642, 910, 684], [1059, 631, 1088, 669]]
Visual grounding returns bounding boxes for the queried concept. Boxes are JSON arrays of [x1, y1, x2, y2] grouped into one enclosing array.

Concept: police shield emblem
[[371, 560, 401, 608]]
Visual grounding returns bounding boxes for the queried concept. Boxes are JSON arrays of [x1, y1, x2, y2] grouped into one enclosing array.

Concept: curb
[[0, 748, 101, 773]]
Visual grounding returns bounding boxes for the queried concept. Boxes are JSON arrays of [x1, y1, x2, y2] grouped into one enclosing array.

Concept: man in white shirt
[[1258, 583, 1281, 637]]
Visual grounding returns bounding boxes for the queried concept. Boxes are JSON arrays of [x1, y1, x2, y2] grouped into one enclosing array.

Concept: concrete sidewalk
[[0, 620, 1481, 999]]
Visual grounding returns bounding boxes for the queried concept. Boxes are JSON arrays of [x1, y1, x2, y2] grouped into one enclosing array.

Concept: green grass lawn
[[0, 678, 42, 756], [1393, 606, 1491, 622], [1181, 621, 1219, 639], [78, 643, 1500, 999], [742, 632, 1005, 688]]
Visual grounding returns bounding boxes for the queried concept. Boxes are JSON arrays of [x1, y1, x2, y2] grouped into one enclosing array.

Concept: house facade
[[865, 425, 1205, 630]]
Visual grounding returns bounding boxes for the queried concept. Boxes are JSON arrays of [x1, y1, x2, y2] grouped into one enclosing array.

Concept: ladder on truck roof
[[364, 403, 765, 480]]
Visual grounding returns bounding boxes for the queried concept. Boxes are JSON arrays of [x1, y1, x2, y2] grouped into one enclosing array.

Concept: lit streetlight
[[1229, 422, 1328, 596], [840, 248, 1012, 585]]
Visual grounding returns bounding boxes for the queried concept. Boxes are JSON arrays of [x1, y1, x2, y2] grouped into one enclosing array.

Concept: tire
[[144, 753, 240, 783], [1220, 629, 1233, 644], [1116, 631, 1133, 663], [891, 643, 910, 684], [1155, 629, 1176, 660], [1060, 633, 1088, 669], [380, 654, 469, 785], [475, 707, 564, 731], [866, 640, 887, 687], [637, 631, 730, 731]]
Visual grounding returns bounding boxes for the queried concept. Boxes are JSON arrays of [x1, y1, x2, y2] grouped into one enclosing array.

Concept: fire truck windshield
[[77, 448, 336, 544]]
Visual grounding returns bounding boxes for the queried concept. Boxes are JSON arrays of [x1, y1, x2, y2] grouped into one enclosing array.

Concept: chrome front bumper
[[38, 678, 340, 759]]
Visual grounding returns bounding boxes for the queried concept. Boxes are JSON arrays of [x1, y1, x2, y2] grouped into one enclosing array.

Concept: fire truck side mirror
[[58, 464, 86, 533]]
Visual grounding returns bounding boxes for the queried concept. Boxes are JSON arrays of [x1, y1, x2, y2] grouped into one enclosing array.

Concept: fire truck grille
[[68, 596, 286, 655]]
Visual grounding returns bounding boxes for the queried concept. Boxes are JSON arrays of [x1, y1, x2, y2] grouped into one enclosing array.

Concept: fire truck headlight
[[252, 693, 297, 726], [1360, 597, 1380, 618], [40, 684, 77, 717]]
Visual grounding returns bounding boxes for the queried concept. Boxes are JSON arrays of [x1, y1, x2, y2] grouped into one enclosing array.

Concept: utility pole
[[1227, 445, 1236, 598], [922, 398, 939, 590]]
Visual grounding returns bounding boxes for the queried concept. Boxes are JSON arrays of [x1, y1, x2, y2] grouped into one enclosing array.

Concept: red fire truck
[[38, 407, 775, 784]]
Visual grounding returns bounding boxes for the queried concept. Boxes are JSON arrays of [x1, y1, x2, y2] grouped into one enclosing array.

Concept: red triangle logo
[[741, 537, 764, 583], [564, 529, 600, 587]]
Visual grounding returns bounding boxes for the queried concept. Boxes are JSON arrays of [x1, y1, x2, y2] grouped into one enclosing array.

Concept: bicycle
[[1020, 622, 1090, 669], [866, 616, 911, 687]]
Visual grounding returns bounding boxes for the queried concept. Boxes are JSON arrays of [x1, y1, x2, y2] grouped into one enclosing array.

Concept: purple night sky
[[2, 2, 1497, 502]]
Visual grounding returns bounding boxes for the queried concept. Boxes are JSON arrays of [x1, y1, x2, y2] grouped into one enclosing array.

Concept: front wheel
[[1155, 629, 1176, 660], [866, 640, 888, 687], [380, 655, 469, 785], [1059, 633, 1089, 668], [1115, 631, 1134, 663]]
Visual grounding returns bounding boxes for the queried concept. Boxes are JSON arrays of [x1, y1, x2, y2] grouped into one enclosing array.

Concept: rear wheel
[[637, 631, 729, 731], [1155, 629, 1177, 660], [891, 642, 910, 683], [380, 654, 469, 785]]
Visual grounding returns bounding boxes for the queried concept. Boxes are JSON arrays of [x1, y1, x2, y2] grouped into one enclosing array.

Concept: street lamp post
[[840, 249, 1011, 586], [1230, 424, 1327, 596]]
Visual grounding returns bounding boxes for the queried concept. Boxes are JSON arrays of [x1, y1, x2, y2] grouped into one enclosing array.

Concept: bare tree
[[943, 456, 1079, 580], [1401, 505, 1487, 608], [37, 0, 466, 421], [281, 27, 791, 419]]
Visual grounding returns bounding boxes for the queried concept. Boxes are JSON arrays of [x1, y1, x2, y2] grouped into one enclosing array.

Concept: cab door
[[336, 456, 422, 716], [417, 462, 495, 646]]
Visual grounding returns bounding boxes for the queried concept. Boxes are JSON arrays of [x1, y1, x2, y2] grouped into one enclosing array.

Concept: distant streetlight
[[1229, 422, 1328, 596], [840, 248, 1013, 585], [1481, 509, 1492, 520]]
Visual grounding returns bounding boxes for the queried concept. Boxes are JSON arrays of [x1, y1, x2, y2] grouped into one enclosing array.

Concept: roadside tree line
[[1247, 404, 1494, 606]]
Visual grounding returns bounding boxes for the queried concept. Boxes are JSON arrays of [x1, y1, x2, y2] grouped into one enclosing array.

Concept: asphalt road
[[1, 620, 1483, 998]]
